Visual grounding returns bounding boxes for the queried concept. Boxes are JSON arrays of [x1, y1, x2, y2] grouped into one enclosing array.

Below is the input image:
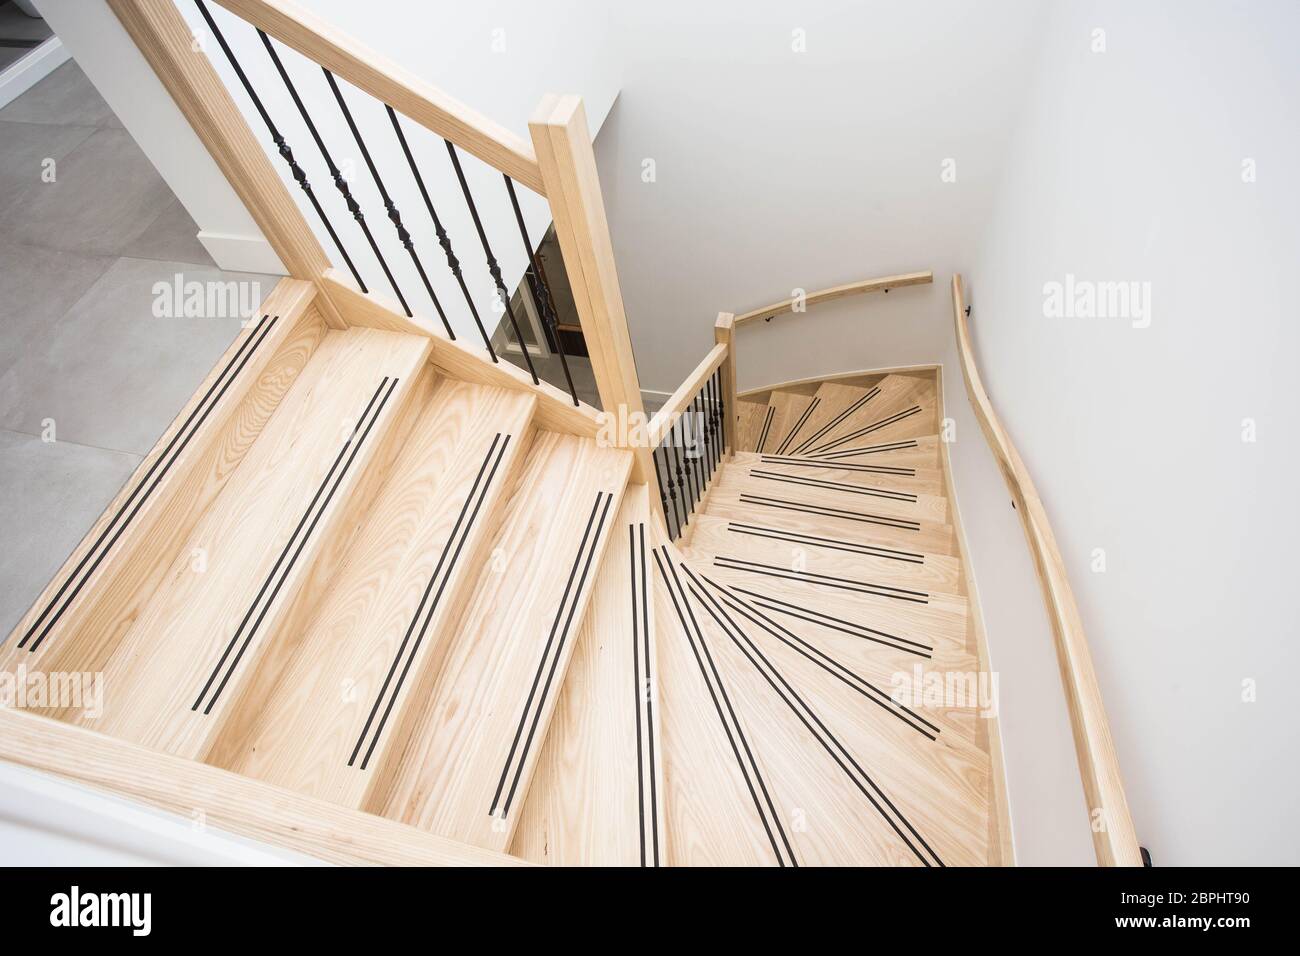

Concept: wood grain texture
[[736, 364, 939, 400], [0, 709, 524, 866], [728, 450, 945, 496], [645, 343, 726, 448], [952, 274, 1139, 866], [733, 401, 769, 455], [322, 269, 604, 438], [511, 485, 667, 865], [733, 271, 932, 327], [379, 432, 632, 851], [108, 0, 344, 327], [530, 95, 656, 494], [3, 280, 322, 683], [85, 329, 432, 759], [710, 465, 949, 525], [213, 0, 543, 191], [215, 379, 538, 809], [796, 374, 938, 455]]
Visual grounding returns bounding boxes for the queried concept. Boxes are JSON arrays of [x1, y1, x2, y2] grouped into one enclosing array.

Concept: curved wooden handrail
[[951, 274, 1142, 867], [214, 0, 544, 192], [734, 270, 932, 328]]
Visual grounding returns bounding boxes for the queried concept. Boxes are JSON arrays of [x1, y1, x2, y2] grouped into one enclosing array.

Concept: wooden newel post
[[714, 312, 736, 458], [529, 94, 664, 524]]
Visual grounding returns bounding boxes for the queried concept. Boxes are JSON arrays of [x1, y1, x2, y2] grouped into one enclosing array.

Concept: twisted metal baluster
[[446, 142, 540, 377], [654, 446, 679, 539], [671, 417, 692, 529], [687, 394, 704, 502], [193, 3, 363, 289], [325, 70, 443, 323], [382, 106, 487, 341], [504, 176, 579, 405], [709, 369, 722, 471]]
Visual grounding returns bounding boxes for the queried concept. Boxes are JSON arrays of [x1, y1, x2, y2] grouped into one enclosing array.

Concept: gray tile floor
[[0, 60, 276, 636]]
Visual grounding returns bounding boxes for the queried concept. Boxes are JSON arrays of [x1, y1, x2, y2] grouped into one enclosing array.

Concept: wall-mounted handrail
[[951, 274, 1142, 868], [213, 0, 544, 191], [734, 270, 933, 328]]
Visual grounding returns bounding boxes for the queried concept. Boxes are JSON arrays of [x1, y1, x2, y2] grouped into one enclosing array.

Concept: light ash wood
[[951, 274, 1140, 867], [379, 432, 633, 851], [215, 379, 539, 808], [511, 485, 668, 865], [733, 271, 933, 328], [529, 95, 660, 512], [736, 363, 940, 400], [322, 269, 603, 438], [645, 343, 727, 448], [2, 280, 322, 683], [85, 329, 433, 760], [0, 709, 523, 866], [107, 0, 344, 328], [213, 0, 543, 191]]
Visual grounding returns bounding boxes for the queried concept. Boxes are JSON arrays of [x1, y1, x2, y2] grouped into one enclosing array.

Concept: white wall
[[596, 0, 1100, 863], [596, 0, 1047, 392], [43, 0, 623, 343], [966, 0, 1300, 865]]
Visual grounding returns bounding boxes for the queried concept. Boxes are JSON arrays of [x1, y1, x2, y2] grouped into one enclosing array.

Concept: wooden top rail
[[951, 274, 1142, 868], [214, 0, 544, 192], [646, 342, 727, 448], [733, 270, 932, 328]]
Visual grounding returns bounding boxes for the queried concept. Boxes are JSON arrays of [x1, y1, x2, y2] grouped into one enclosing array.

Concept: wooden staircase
[[0, 0, 1144, 868]]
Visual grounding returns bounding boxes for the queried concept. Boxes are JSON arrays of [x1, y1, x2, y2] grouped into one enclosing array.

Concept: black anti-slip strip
[[789, 388, 878, 454], [492, 491, 615, 819], [755, 406, 775, 453], [725, 521, 925, 564], [737, 494, 921, 531], [631, 522, 660, 866], [639, 523, 660, 866], [683, 568, 942, 866], [775, 397, 819, 455], [749, 469, 919, 503], [759, 454, 915, 477], [19, 315, 280, 653], [194, 376, 396, 714], [811, 439, 920, 461], [653, 547, 796, 866], [351, 434, 511, 769], [808, 406, 923, 454], [735, 586, 933, 655], [713, 556, 930, 604], [700, 574, 941, 738]]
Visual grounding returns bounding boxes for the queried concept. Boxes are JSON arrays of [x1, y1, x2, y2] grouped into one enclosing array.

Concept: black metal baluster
[[715, 368, 727, 463], [654, 446, 679, 540], [446, 142, 539, 377], [193, 3, 362, 290], [702, 376, 718, 481], [687, 393, 704, 502], [504, 176, 579, 405], [383, 106, 481, 342], [325, 70, 442, 324], [709, 369, 723, 471], [671, 418, 693, 528]]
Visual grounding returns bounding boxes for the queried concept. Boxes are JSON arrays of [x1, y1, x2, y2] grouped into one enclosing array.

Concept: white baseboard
[[0, 36, 71, 110], [196, 230, 288, 276]]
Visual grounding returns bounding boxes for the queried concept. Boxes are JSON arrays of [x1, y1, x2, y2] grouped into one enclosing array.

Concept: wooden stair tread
[[687, 513, 965, 596], [378, 431, 633, 852], [86, 327, 433, 758], [733, 399, 769, 455], [511, 485, 667, 866], [214, 377, 539, 808], [712, 461, 949, 525], [794, 374, 937, 455], [655, 545, 987, 865], [3, 287, 323, 677], [702, 481, 958, 557], [728, 450, 945, 496], [762, 390, 816, 455]]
